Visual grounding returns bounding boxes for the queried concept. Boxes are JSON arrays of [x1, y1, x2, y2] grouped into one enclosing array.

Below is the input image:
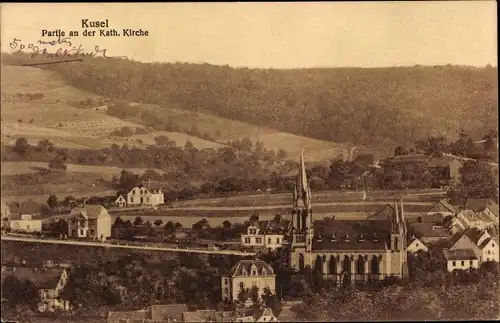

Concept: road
[[443, 153, 498, 167], [0, 235, 256, 256]]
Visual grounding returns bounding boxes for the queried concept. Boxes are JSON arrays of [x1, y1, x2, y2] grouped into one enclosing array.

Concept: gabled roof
[[465, 199, 499, 216], [463, 228, 486, 246], [214, 311, 236, 322], [410, 222, 451, 239], [479, 237, 493, 249], [276, 306, 298, 322], [183, 309, 216, 322], [428, 199, 457, 214], [312, 219, 391, 251], [107, 309, 148, 322], [1, 267, 64, 289], [443, 248, 478, 261], [368, 204, 395, 221], [248, 219, 291, 235], [70, 205, 108, 220], [151, 304, 188, 322], [228, 260, 274, 277]]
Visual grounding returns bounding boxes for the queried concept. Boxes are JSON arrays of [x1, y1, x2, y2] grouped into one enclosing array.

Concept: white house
[[221, 260, 276, 303], [443, 249, 480, 272], [448, 228, 499, 264], [8, 214, 42, 233], [241, 219, 290, 251], [123, 185, 164, 207], [67, 205, 112, 241], [407, 236, 429, 254]]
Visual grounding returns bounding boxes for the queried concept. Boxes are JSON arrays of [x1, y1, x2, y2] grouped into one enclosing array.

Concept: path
[[0, 235, 256, 256]]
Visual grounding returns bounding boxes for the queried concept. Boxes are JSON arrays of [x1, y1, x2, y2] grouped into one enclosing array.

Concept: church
[[288, 149, 408, 285]]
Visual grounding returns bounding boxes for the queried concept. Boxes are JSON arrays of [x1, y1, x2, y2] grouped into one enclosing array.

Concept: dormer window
[[345, 234, 350, 242], [373, 234, 379, 242], [262, 268, 267, 275], [331, 234, 337, 242], [251, 270, 257, 276], [358, 234, 364, 242]]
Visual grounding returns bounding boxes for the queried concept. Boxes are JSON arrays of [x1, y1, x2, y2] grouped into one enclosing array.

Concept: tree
[[1, 276, 39, 309], [14, 137, 29, 156], [164, 221, 175, 233], [426, 136, 447, 158], [133, 216, 144, 226], [36, 139, 54, 153], [394, 146, 408, 156], [249, 212, 259, 222], [48, 154, 67, 171], [448, 160, 498, 205], [154, 219, 163, 227], [261, 286, 276, 308], [47, 194, 58, 209], [222, 220, 232, 229], [114, 216, 125, 226], [277, 149, 288, 160]]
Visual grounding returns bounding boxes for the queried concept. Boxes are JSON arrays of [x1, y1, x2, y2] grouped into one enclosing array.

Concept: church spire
[[294, 142, 311, 208]]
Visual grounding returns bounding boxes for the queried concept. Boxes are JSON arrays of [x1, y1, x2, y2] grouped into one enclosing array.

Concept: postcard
[[1, 2, 498, 322]]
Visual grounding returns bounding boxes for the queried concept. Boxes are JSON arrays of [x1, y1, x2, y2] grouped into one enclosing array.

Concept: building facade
[[221, 260, 276, 303], [8, 214, 43, 233], [241, 219, 290, 251], [67, 205, 112, 241], [117, 185, 164, 208], [288, 148, 408, 285]]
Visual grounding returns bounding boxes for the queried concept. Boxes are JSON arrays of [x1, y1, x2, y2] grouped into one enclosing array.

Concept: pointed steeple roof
[[293, 143, 311, 208]]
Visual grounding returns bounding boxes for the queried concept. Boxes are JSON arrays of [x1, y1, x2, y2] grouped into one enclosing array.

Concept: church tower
[[291, 145, 313, 258]]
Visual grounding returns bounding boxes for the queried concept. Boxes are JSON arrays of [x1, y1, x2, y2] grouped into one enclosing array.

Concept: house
[[67, 205, 112, 241], [221, 260, 276, 303], [108, 303, 188, 323], [443, 249, 480, 272], [464, 199, 499, 223], [448, 228, 499, 263], [409, 222, 451, 244], [1, 267, 70, 312], [406, 236, 429, 254], [8, 214, 42, 233], [124, 185, 164, 207], [427, 199, 457, 217], [289, 149, 408, 284], [107, 309, 149, 323], [183, 309, 217, 322], [151, 304, 188, 322], [241, 219, 290, 251], [235, 307, 278, 322], [450, 210, 495, 234], [115, 195, 127, 208]]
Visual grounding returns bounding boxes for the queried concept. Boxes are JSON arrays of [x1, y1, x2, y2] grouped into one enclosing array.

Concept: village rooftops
[[312, 219, 390, 251], [443, 248, 478, 261], [410, 222, 451, 239], [465, 199, 499, 216], [247, 219, 291, 234], [228, 259, 275, 277], [107, 309, 148, 323], [183, 309, 216, 322], [151, 304, 188, 322], [1, 267, 65, 289]]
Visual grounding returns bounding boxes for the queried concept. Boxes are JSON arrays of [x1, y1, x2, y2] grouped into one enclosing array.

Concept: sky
[[0, 2, 497, 69]]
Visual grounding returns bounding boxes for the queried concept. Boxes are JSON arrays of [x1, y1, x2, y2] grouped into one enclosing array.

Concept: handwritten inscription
[[9, 37, 124, 59]]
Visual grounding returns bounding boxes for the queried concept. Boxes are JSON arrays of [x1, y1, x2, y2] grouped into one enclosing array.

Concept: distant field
[[175, 189, 446, 207], [1, 161, 165, 179]]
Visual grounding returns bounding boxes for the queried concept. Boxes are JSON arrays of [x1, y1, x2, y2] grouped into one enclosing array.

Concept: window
[[224, 288, 229, 295], [244, 238, 250, 244], [461, 261, 464, 266], [255, 238, 262, 244], [470, 260, 473, 266], [90, 229, 95, 236], [224, 278, 229, 284], [239, 282, 244, 290], [276, 238, 280, 244], [452, 261, 456, 267], [252, 270, 257, 276], [79, 229, 84, 236], [268, 238, 272, 244], [488, 250, 491, 254], [415, 243, 419, 247], [131, 197, 134, 203]]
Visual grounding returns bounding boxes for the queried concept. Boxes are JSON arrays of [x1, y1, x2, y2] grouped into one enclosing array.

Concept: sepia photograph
[[0, 2, 498, 322]]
